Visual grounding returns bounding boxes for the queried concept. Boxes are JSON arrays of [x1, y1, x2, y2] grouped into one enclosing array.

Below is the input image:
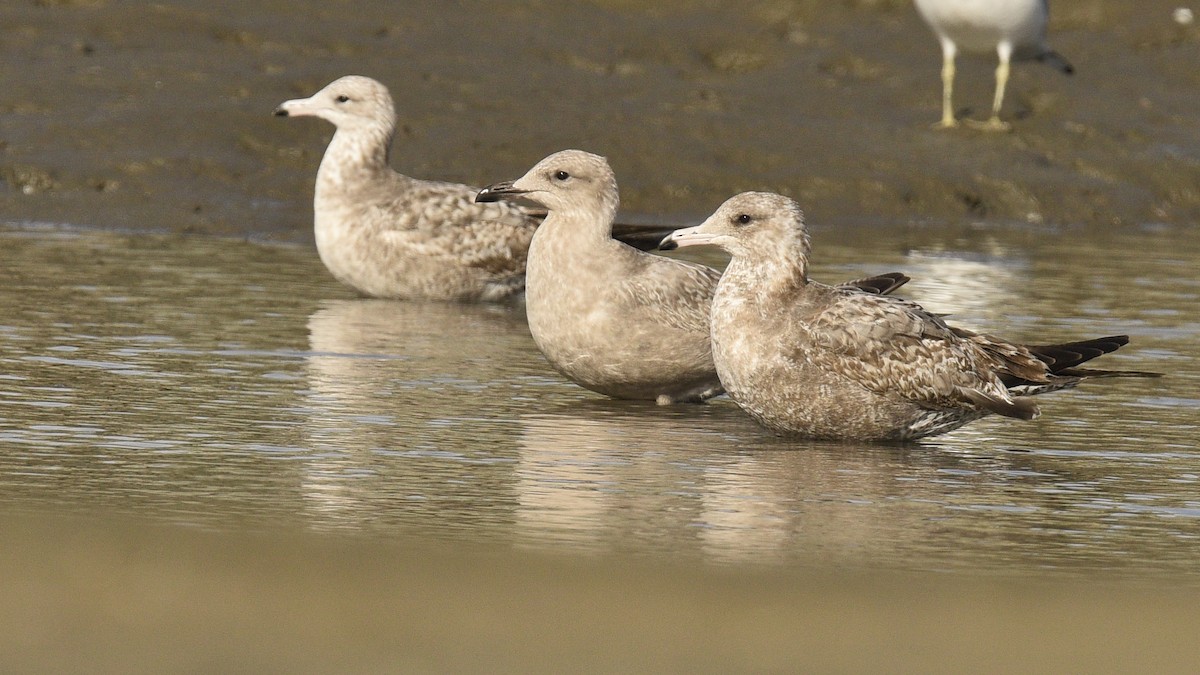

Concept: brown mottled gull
[[662, 191, 1156, 441], [475, 150, 911, 404], [913, 0, 1073, 130], [274, 75, 537, 302]]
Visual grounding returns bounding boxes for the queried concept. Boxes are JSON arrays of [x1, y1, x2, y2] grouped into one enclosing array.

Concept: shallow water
[[2, 222, 1196, 579]]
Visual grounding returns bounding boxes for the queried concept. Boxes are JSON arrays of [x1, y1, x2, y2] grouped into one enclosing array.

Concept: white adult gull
[[913, 0, 1073, 130], [662, 191, 1156, 441]]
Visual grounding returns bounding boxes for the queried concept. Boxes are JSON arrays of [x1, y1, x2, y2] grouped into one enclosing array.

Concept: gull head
[[273, 75, 396, 133], [661, 191, 808, 261], [476, 149, 618, 217]]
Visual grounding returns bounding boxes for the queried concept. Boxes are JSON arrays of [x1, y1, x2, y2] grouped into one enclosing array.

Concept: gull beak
[[658, 225, 718, 251], [273, 97, 314, 118], [475, 180, 527, 203]]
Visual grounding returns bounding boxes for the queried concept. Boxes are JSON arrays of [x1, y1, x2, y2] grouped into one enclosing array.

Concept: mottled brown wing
[[372, 178, 537, 272], [797, 289, 1018, 411], [383, 178, 538, 234]]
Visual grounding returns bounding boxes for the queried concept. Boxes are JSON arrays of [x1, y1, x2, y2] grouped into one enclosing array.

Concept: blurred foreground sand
[[2, 514, 1197, 673]]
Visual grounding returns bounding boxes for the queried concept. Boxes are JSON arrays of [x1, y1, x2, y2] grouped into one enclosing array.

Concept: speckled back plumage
[[276, 76, 536, 301], [665, 191, 1151, 441]]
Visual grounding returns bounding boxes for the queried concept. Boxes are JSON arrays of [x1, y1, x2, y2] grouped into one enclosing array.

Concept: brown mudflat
[[1, 1, 1197, 237]]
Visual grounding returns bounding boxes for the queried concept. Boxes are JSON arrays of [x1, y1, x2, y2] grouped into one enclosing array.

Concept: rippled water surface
[[1, 223, 1197, 578]]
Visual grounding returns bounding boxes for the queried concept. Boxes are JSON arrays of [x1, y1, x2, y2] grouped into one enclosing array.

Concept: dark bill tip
[[658, 238, 679, 251], [475, 180, 524, 203], [273, 107, 289, 117]]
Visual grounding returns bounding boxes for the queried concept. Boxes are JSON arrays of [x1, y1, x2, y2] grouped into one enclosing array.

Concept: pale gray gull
[[476, 150, 912, 404], [913, 0, 1073, 130], [662, 191, 1156, 441], [274, 75, 536, 301]]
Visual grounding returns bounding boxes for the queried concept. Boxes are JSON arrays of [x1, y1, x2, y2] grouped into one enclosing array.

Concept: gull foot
[[655, 384, 725, 405], [965, 116, 1012, 132]]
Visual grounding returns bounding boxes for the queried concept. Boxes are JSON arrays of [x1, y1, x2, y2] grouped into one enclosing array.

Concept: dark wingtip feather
[[612, 223, 682, 252], [1027, 335, 1160, 380], [1039, 50, 1075, 75], [842, 272, 910, 296], [1029, 335, 1129, 373], [1057, 367, 1163, 379]]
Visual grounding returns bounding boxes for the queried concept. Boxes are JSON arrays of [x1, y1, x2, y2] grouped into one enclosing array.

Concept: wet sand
[[1, 0, 1198, 238], [3, 514, 1200, 673]]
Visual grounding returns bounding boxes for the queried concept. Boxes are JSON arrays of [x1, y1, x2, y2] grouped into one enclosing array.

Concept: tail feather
[[1038, 49, 1074, 75]]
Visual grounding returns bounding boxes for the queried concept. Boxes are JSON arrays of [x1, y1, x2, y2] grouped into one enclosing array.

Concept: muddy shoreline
[[1, 0, 1198, 241]]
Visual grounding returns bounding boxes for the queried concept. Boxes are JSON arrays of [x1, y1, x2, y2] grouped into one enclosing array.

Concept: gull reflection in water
[[515, 404, 992, 565], [515, 405, 748, 555], [299, 298, 536, 531]]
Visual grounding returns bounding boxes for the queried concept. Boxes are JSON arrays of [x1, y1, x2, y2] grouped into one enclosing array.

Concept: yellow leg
[[968, 43, 1013, 132], [933, 40, 958, 129]]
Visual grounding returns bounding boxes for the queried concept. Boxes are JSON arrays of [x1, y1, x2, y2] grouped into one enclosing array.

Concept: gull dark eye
[[735, 213, 752, 225], [335, 94, 350, 103], [553, 170, 570, 181]]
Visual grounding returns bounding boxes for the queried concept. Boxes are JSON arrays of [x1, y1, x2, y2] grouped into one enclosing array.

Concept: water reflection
[[901, 244, 1025, 330], [513, 401, 1200, 572], [0, 225, 1198, 576], [514, 402, 754, 556], [299, 298, 541, 534]]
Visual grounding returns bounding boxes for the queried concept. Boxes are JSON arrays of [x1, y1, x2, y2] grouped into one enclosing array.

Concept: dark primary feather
[[1029, 335, 1126, 371], [838, 272, 910, 296], [1010, 335, 1160, 384], [612, 223, 683, 252], [1037, 50, 1075, 74]]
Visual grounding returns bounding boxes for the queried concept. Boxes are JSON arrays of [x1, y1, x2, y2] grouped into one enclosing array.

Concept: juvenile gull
[[476, 150, 911, 404], [475, 150, 723, 403], [913, 0, 1073, 130], [274, 76, 536, 301], [663, 192, 1155, 441]]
